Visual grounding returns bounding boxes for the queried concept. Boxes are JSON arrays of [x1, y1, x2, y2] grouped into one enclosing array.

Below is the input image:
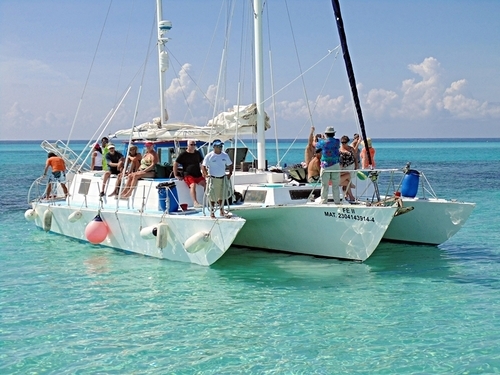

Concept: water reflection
[[210, 243, 456, 287], [84, 254, 111, 275]]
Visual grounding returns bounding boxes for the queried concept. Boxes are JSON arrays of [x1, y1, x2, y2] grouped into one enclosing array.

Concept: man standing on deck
[[174, 140, 205, 208], [43, 152, 69, 198], [316, 126, 341, 204], [202, 139, 233, 218]]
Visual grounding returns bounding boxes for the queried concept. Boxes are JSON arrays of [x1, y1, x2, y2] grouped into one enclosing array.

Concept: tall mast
[[253, 0, 266, 171], [157, 0, 171, 125], [330, 0, 373, 167]]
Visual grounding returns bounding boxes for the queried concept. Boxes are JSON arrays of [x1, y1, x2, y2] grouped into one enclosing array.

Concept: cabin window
[[78, 178, 91, 195], [289, 189, 320, 200], [243, 190, 267, 203]]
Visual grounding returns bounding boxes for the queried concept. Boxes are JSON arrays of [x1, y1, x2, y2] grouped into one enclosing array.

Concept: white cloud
[[2, 102, 69, 135], [262, 57, 500, 133]]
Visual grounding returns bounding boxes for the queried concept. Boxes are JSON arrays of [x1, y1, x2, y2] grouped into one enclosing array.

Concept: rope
[[66, 0, 114, 153]]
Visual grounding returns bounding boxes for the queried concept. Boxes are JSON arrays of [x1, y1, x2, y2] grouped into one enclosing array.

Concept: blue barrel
[[401, 170, 420, 198], [158, 184, 179, 212]]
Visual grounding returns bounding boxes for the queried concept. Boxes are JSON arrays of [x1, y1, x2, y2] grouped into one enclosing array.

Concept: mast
[[253, 0, 266, 171], [330, 0, 373, 167], [157, 0, 171, 125]]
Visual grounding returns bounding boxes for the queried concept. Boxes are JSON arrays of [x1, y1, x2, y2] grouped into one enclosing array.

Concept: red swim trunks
[[183, 175, 205, 187]]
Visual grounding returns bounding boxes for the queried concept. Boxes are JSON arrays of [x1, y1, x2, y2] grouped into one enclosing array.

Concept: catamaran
[[329, 0, 475, 245], [24, 0, 246, 266]]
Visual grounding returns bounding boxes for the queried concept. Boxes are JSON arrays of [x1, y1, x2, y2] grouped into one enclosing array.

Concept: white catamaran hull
[[229, 174, 397, 261], [27, 172, 245, 266], [352, 171, 475, 245], [30, 204, 245, 266], [384, 198, 475, 245], [231, 203, 397, 261]]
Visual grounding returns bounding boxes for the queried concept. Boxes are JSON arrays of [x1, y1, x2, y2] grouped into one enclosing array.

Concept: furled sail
[[110, 103, 269, 142]]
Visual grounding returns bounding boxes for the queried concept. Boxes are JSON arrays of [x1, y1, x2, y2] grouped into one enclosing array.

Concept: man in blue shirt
[[316, 126, 341, 204]]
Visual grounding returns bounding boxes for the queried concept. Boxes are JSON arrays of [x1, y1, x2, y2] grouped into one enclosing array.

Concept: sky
[[1, 0, 499, 141]]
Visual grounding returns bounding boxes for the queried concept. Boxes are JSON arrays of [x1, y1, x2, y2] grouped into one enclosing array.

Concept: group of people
[[304, 126, 376, 204], [42, 137, 233, 217]]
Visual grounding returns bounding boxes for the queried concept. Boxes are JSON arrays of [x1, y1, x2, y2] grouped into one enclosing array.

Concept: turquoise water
[[1, 139, 500, 374]]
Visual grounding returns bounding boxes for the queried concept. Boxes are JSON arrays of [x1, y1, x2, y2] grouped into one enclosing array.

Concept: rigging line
[[172, 60, 199, 124], [66, 0, 114, 152], [264, 1, 281, 167], [76, 109, 114, 173], [164, 52, 212, 124], [212, 0, 237, 123], [262, 48, 338, 105], [230, 1, 249, 183], [330, 0, 372, 167], [69, 88, 131, 172], [114, 0, 138, 104], [116, 12, 157, 206], [277, 49, 341, 165], [198, 0, 227, 123], [283, 0, 314, 129]]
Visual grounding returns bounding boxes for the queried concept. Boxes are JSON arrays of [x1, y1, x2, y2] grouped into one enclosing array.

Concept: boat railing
[[280, 166, 441, 204], [352, 168, 440, 202], [40, 140, 89, 173]]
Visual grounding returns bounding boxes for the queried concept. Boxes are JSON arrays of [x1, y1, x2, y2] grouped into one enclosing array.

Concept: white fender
[[184, 231, 210, 253], [24, 209, 37, 221], [68, 210, 83, 223], [140, 225, 158, 240], [156, 223, 169, 249], [43, 210, 53, 232]]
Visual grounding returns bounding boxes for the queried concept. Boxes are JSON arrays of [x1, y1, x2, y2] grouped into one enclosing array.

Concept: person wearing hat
[[315, 126, 341, 204], [201, 139, 233, 218], [120, 142, 159, 198], [100, 143, 125, 197], [307, 148, 322, 183], [174, 140, 205, 207]]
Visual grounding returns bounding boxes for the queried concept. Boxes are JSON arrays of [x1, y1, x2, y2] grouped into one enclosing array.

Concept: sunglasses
[[189, 143, 196, 146]]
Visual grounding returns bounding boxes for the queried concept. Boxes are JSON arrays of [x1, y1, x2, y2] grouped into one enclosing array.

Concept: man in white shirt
[[201, 139, 233, 218]]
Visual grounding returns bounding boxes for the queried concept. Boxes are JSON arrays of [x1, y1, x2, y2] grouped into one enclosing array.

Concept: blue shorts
[[49, 171, 66, 184]]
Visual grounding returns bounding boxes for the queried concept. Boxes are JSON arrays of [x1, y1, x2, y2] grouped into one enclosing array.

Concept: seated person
[[100, 144, 124, 197], [174, 140, 205, 207], [108, 145, 142, 197], [307, 148, 321, 183], [120, 142, 159, 198]]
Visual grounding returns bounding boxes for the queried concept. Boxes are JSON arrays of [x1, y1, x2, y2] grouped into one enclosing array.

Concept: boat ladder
[[41, 140, 88, 172]]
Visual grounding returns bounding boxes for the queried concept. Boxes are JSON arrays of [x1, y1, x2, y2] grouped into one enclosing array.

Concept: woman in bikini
[[339, 135, 358, 201], [120, 142, 158, 198], [108, 145, 142, 197]]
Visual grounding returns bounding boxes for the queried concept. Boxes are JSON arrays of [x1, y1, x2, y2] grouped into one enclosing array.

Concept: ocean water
[[1, 139, 500, 374]]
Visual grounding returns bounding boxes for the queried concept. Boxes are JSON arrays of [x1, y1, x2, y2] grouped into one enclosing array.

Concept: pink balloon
[[85, 216, 109, 244]]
